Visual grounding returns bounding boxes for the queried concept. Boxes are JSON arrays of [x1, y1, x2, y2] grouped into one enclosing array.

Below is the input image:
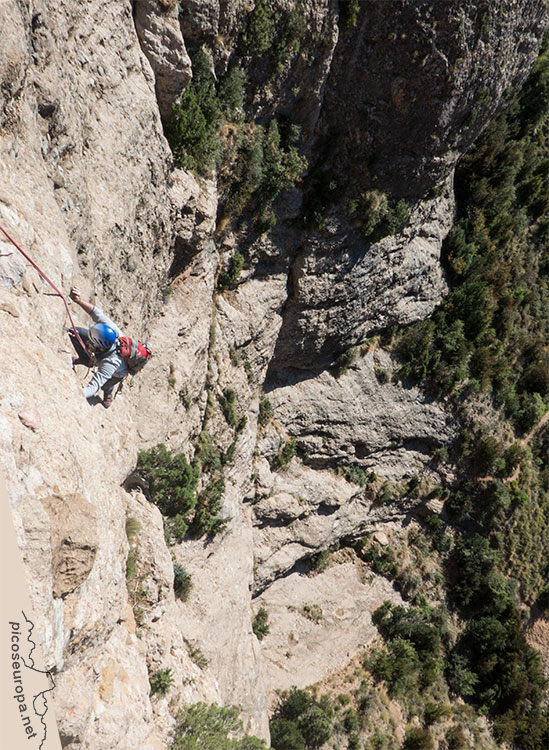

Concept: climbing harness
[[0, 221, 89, 354]]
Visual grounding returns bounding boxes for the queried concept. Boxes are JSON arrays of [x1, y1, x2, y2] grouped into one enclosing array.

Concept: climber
[[68, 286, 129, 408]]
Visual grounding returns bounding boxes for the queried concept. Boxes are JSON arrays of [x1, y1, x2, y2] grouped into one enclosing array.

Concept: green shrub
[[219, 127, 265, 218], [218, 387, 239, 427], [169, 50, 221, 175], [270, 688, 334, 749], [256, 120, 306, 215], [339, 0, 361, 30], [195, 434, 224, 473], [302, 604, 323, 623], [217, 64, 245, 120], [256, 208, 276, 234], [298, 705, 332, 748], [514, 392, 546, 434], [243, 0, 278, 56], [252, 607, 270, 640], [258, 396, 274, 426], [451, 607, 546, 723], [171, 703, 267, 750], [166, 513, 189, 544], [445, 653, 479, 698], [239, 739, 269, 750], [368, 638, 422, 698], [349, 189, 409, 242], [173, 563, 192, 601], [126, 549, 138, 579], [218, 252, 245, 291], [137, 444, 199, 518], [403, 726, 434, 750], [270, 439, 296, 471], [270, 719, 305, 750], [309, 549, 331, 573], [445, 726, 468, 750], [354, 539, 399, 579], [374, 366, 390, 384], [336, 465, 371, 486], [472, 434, 504, 475], [236, 414, 248, 434], [125, 516, 141, 540], [448, 533, 503, 610], [184, 639, 209, 670], [332, 345, 361, 377], [137, 442, 229, 540], [189, 475, 228, 538], [423, 701, 449, 726], [219, 118, 306, 229], [372, 602, 445, 655], [537, 583, 549, 613], [150, 667, 174, 696], [275, 687, 312, 721], [342, 707, 358, 734]]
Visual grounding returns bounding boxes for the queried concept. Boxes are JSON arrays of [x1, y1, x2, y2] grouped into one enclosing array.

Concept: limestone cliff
[[0, 1, 546, 748]]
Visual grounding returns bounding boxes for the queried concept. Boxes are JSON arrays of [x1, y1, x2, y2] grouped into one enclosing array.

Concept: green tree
[[449, 533, 503, 610], [297, 705, 332, 748], [169, 50, 222, 175], [270, 719, 305, 750], [244, 0, 277, 56]]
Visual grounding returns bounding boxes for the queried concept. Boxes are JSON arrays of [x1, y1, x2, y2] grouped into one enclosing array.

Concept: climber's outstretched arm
[[70, 286, 94, 316]]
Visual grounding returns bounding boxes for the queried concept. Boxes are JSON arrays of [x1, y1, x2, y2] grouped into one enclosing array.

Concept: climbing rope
[[0, 221, 89, 354]]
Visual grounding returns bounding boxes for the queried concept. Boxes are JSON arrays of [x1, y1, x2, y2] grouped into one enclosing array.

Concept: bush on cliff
[[269, 688, 333, 750], [137, 444, 199, 518], [169, 50, 221, 175], [170, 703, 267, 750]]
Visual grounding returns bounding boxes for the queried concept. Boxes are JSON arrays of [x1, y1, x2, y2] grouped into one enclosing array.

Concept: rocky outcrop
[[240, 0, 548, 369], [24, 0, 174, 329], [265, 348, 454, 476], [178, 0, 251, 53], [251, 457, 424, 594], [253, 554, 403, 695], [266, 182, 454, 370], [133, 0, 192, 123]]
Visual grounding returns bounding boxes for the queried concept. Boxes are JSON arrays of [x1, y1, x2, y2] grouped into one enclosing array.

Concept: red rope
[[0, 221, 90, 354]]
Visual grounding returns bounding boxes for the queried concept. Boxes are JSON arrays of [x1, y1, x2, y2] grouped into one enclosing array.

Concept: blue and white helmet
[[88, 323, 117, 351]]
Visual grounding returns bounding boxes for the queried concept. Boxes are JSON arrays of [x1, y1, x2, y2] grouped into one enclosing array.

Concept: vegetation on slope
[[168, 48, 306, 236], [396, 34, 548, 427], [393, 32, 549, 618], [268, 33, 549, 750]]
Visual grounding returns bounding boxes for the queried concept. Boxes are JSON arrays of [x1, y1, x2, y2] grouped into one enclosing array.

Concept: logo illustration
[[10, 612, 56, 749]]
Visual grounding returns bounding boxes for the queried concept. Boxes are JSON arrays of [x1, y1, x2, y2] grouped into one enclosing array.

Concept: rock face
[[251, 458, 422, 594], [321, 0, 549, 199], [253, 555, 403, 695], [0, 1, 547, 748], [267, 183, 454, 370], [134, 0, 192, 123], [266, 348, 454, 477]]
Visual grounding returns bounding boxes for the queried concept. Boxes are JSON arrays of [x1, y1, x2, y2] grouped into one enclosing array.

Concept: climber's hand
[[70, 286, 81, 303]]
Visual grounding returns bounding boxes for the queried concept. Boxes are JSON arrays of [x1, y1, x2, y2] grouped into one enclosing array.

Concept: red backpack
[[118, 337, 152, 374]]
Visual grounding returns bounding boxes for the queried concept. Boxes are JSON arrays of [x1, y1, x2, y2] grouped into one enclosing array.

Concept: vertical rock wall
[[0, 1, 547, 748]]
